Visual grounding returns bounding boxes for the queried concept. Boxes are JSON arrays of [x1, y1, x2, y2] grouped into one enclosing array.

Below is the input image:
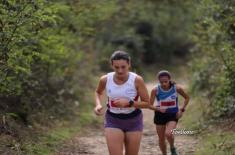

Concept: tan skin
[[94, 59, 149, 155], [149, 76, 190, 155]]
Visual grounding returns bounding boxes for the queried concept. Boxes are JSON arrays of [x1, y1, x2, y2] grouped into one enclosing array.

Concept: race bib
[[109, 100, 129, 108], [160, 100, 176, 109]]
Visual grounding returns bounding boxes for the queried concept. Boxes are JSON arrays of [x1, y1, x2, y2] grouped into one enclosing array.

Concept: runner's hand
[[158, 108, 166, 113], [149, 105, 166, 113], [113, 98, 129, 108], [94, 104, 103, 116], [176, 111, 183, 119], [148, 105, 157, 111]]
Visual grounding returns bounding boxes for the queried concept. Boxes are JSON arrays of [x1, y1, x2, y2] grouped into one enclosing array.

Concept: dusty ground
[[56, 82, 198, 155]]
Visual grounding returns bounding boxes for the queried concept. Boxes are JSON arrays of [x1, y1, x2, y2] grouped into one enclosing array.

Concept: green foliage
[[2, 0, 235, 154], [0, 0, 128, 153], [95, 0, 195, 72], [191, 0, 235, 118], [195, 132, 235, 155], [0, 0, 108, 127]]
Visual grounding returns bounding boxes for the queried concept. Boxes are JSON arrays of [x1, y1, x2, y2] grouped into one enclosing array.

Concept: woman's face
[[159, 76, 171, 89], [112, 59, 130, 78]]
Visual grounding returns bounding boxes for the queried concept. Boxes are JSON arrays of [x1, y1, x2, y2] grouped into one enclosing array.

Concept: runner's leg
[[105, 128, 125, 155], [124, 131, 142, 155], [165, 121, 177, 149], [156, 125, 167, 155]]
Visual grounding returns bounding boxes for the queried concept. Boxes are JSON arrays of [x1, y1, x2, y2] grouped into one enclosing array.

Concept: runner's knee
[[165, 130, 173, 138]]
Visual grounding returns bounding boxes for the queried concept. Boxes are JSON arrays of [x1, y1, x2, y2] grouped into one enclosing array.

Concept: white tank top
[[106, 72, 139, 114]]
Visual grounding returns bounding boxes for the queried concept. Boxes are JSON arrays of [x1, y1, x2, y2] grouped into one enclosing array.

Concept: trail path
[[56, 81, 198, 155]]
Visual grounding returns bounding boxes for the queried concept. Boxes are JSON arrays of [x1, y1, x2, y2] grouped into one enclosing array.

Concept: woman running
[[149, 70, 190, 155], [94, 51, 149, 155]]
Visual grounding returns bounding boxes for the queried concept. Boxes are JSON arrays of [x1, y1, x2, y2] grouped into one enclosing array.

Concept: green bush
[[95, 0, 195, 72], [0, 0, 113, 126], [191, 0, 235, 118]]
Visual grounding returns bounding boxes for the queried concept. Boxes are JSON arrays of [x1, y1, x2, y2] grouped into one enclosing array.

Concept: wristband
[[180, 108, 185, 112], [129, 100, 134, 107]]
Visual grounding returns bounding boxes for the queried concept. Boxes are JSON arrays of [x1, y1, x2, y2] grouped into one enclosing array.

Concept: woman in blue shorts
[[149, 70, 190, 155], [94, 51, 149, 155]]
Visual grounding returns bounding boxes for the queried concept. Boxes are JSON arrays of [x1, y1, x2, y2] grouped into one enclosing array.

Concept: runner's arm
[[132, 75, 150, 108], [176, 84, 190, 111], [149, 88, 158, 111], [94, 75, 107, 115]]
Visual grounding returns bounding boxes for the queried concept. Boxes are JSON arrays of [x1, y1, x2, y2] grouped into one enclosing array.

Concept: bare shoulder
[[176, 84, 184, 91], [151, 87, 157, 93], [99, 75, 107, 87], [96, 75, 107, 93], [99, 75, 107, 85], [134, 74, 146, 90], [135, 75, 144, 83]]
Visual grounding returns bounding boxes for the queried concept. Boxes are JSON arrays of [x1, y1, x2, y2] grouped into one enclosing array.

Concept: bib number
[[160, 100, 176, 109]]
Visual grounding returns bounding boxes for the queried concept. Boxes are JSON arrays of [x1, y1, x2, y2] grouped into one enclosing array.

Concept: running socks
[[170, 147, 178, 155]]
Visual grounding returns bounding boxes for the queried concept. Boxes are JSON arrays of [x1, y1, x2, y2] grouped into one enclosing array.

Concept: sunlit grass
[[180, 97, 205, 131], [180, 92, 235, 154], [195, 132, 235, 155], [21, 101, 98, 155]]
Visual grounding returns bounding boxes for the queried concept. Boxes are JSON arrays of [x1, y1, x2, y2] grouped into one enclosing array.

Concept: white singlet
[[106, 72, 139, 114]]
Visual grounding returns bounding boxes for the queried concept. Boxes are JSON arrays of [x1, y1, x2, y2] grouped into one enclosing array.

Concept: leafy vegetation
[[0, 0, 234, 154], [191, 0, 235, 118], [0, 0, 111, 154]]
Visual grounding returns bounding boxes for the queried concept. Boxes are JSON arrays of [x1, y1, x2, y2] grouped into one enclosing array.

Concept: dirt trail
[[56, 82, 198, 155]]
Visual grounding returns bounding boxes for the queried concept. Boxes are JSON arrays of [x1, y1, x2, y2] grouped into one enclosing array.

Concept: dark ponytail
[[170, 80, 176, 87]]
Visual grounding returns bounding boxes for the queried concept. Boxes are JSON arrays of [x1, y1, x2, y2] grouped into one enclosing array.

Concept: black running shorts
[[154, 111, 178, 125]]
